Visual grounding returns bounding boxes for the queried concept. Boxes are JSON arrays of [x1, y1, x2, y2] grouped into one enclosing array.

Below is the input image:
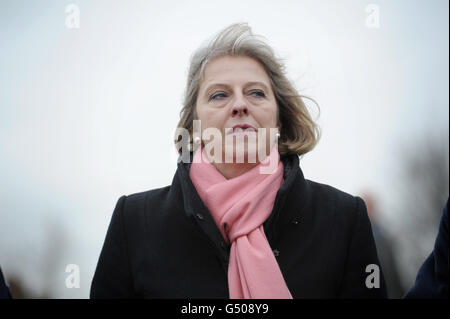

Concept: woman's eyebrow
[[203, 81, 270, 95], [245, 81, 270, 91]]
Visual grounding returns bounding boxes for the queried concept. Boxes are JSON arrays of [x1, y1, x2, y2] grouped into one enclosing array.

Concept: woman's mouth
[[226, 124, 257, 135], [226, 127, 257, 135]]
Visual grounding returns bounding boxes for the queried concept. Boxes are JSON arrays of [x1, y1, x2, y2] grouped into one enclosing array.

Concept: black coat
[[90, 152, 387, 298], [0, 267, 11, 299], [404, 198, 448, 298]]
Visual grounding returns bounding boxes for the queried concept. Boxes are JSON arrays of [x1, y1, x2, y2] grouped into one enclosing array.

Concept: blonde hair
[[175, 22, 321, 157]]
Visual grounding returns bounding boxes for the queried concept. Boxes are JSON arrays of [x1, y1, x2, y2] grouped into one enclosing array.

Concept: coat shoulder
[[120, 185, 173, 218], [126, 185, 172, 202], [306, 179, 359, 201], [305, 179, 365, 221]]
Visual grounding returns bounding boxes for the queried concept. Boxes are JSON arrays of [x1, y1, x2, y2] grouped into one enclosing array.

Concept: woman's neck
[[212, 161, 259, 180], [198, 144, 274, 179]]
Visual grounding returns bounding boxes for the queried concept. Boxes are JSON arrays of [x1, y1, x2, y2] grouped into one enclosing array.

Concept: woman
[[90, 23, 387, 299]]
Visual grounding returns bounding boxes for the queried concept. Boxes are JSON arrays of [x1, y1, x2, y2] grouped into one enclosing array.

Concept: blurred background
[[0, 0, 448, 298]]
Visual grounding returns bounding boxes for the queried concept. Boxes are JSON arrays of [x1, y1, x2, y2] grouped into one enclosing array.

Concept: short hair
[[175, 22, 321, 157]]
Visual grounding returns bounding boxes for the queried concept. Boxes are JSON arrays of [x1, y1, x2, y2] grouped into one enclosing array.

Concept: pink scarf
[[189, 144, 293, 299]]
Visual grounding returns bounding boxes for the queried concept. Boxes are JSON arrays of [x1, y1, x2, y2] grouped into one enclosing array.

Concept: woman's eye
[[210, 92, 227, 100], [209, 90, 265, 101], [250, 90, 266, 98]]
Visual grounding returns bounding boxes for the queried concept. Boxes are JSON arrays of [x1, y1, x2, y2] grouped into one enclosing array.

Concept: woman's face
[[195, 55, 279, 163]]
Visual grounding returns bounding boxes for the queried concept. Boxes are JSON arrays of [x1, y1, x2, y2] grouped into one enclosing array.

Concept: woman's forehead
[[204, 56, 267, 78], [200, 56, 271, 91]]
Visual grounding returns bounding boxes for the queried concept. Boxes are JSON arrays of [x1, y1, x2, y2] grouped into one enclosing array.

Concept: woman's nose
[[231, 103, 248, 116]]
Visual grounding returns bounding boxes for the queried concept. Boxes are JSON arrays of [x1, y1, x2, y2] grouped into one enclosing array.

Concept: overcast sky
[[0, 0, 448, 298]]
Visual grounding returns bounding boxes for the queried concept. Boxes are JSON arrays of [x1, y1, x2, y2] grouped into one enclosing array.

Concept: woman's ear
[[277, 119, 282, 132]]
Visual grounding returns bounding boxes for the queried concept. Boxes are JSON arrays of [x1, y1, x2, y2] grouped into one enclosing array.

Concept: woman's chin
[[221, 142, 260, 163]]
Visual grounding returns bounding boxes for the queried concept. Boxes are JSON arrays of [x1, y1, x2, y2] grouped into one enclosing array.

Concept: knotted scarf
[[189, 144, 293, 299]]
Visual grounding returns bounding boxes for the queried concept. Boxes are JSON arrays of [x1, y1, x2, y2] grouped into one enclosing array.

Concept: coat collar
[[174, 150, 309, 253]]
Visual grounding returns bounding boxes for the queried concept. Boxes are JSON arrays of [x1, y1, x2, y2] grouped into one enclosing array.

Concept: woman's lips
[[226, 127, 257, 135]]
